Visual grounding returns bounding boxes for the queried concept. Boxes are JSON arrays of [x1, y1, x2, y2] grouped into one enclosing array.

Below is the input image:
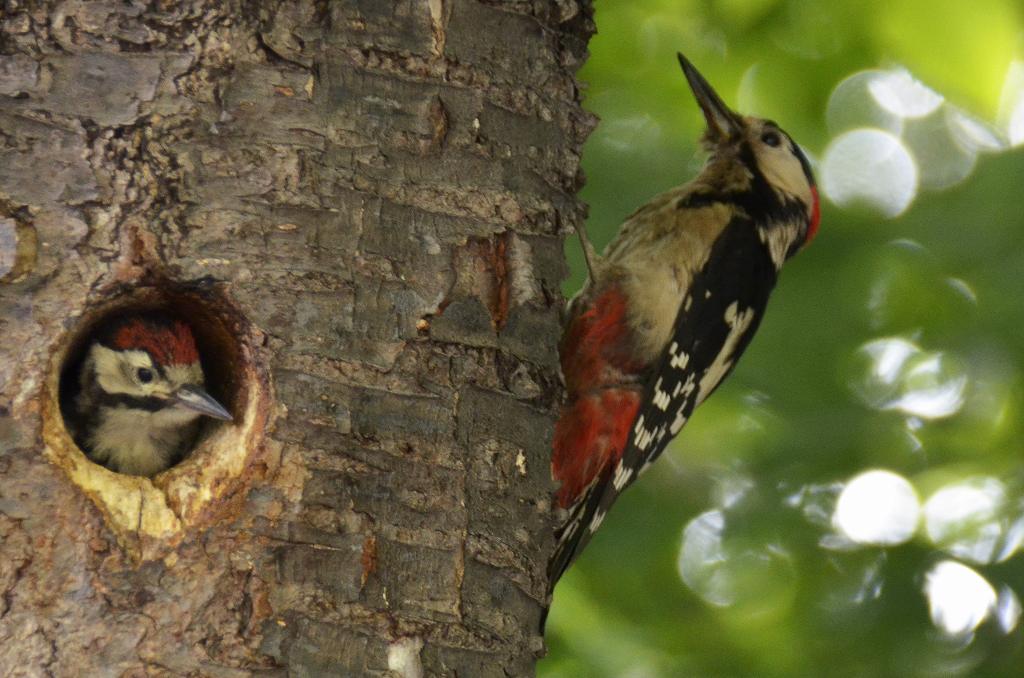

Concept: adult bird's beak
[[677, 52, 743, 142], [173, 384, 233, 421]]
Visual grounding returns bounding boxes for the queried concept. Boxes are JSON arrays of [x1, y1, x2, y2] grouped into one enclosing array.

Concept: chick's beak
[[677, 52, 743, 142], [173, 384, 233, 421]]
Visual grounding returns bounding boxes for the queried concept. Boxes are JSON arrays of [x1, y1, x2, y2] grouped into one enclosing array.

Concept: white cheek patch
[[752, 134, 813, 209], [766, 151, 807, 198], [91, 346, 153, 396], [90, 345, 203, 398]]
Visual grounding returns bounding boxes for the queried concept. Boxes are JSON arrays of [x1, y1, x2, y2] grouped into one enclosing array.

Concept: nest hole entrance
[[56, 286, 250, 477]]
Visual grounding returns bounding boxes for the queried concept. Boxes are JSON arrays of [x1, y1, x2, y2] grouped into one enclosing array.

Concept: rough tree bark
[[0, 2, 593, 675]]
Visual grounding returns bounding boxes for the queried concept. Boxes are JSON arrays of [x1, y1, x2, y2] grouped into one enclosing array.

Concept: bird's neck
[[86, 404, 199, 476], [700, 158, 812, 269]]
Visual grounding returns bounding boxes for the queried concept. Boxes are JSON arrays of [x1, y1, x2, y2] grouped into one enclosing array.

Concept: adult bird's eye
[[761, 131, 781, 147], [136, 368, 154, 384]]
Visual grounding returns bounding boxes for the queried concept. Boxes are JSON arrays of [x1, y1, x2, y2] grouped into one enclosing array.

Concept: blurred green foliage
[[541, 0, 1024, 676]]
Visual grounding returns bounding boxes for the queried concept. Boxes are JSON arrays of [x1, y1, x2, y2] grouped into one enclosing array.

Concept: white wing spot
[[653, 377, 671, 411], [636, 424, 655, 451], [589, 510, 606, 533], [670, 405, 688, 435], [612, 461, 635, 490], [697, 302, 756, 406], [669, 342, 690, 370], [633, 414, 646, 436], [669, 375, 697, 434], [683, 373, 696, 395]]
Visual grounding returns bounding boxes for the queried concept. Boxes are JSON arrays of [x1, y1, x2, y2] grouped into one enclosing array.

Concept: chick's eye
[[761, 131, 781, 147], [136, 368, 154, 384]]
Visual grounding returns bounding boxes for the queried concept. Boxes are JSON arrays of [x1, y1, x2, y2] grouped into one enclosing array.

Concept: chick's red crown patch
[[110, 316, 200, 367]]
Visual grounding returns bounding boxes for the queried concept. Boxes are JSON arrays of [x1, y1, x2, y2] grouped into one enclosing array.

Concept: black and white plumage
[[549, 53, 820, 591]]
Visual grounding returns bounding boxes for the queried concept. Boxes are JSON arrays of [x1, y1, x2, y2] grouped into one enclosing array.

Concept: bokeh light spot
[[826, 70, 903, 135], [996, 518, 1024, 563], [901, 108, 977, 190], [1010, 102, 1024, 147], [833, 470, 920, 545], [854, 338, 967, 419], [821, 129, 917, 217], [924, 560, 997, 637], [787, 482, 843, 528], [997, 586, 1022, 633], [999, 60, 1024, 147], [866, 337, 917, 385], [946, 277, 978, 305], [868, 69, 944, 119], [924, 478, 1005, 564], [677, 510, 794, 612], [888, 354, 967, 419], [946, 108, 1006, 153], [679, 510, 731, 606]]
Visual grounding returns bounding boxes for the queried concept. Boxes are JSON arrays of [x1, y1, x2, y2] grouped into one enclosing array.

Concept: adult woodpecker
[[549, 54, 820, 586], [68, 311, 233, 477]]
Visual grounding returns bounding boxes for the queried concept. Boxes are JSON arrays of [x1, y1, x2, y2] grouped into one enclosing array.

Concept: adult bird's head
[[678, 52, 821, 256]]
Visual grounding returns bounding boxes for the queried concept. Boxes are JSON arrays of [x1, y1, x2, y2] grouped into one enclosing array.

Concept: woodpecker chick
[[70, 312, 232, 477], [549, 54, 820, 587]]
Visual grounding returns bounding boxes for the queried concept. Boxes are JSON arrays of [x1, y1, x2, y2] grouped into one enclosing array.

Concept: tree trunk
[[0, 2, 593, 675]]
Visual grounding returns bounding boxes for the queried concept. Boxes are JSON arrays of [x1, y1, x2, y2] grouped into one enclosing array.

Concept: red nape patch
[[806, 186, 821, 244], [111, 317, 200, 367], [552, 389, 641, 508]]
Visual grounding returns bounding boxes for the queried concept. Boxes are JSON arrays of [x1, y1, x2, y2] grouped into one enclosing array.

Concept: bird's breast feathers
[[607, 200, 737, 363]]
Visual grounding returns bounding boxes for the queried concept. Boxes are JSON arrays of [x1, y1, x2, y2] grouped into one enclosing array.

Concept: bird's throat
[[87, 405, 200, 476]]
